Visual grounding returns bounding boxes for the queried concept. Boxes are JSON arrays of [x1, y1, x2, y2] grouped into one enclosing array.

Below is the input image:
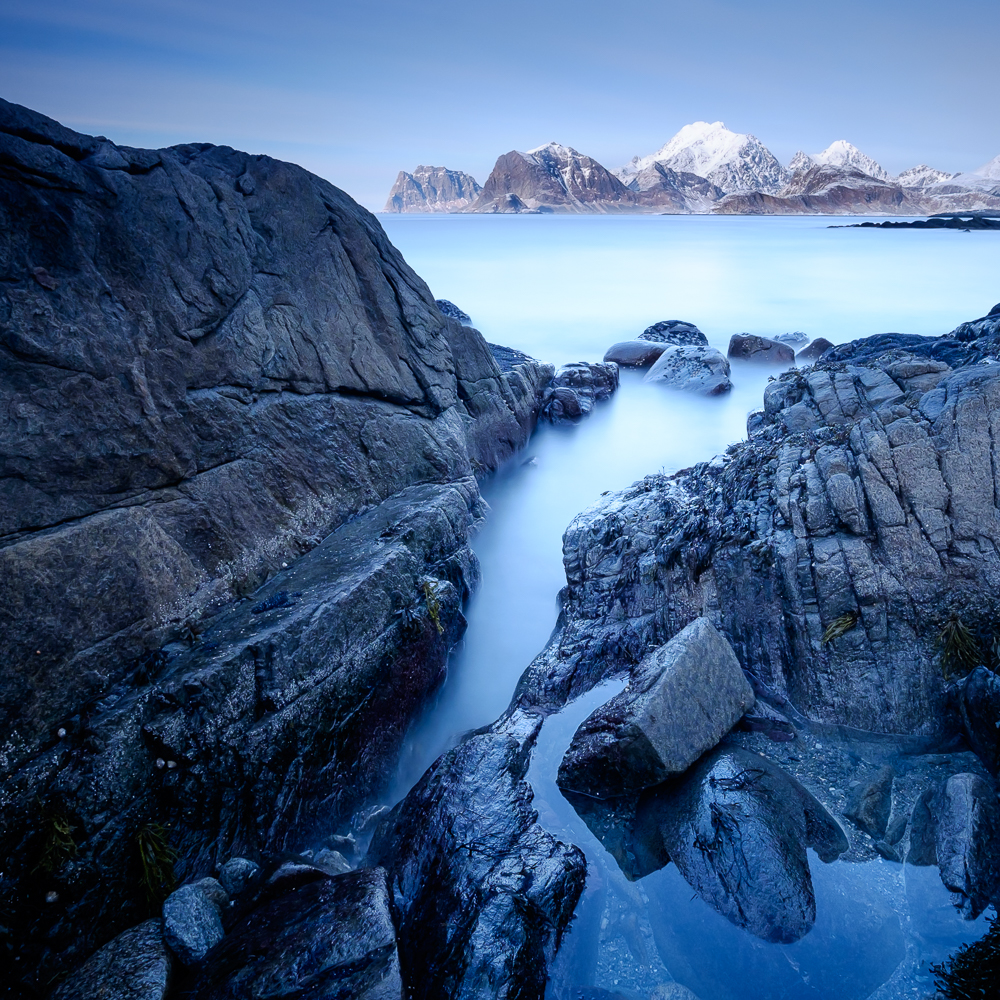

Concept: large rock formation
[[0, 98, 555, 990], [383, 165, 481, 213]]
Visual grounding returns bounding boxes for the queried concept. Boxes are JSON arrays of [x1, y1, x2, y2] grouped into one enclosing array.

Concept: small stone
[[155, 758, 165, 769], [57, 728, 67, 738], [166, 761, 177, 769], [218, 857, 260, 897], [46, 890, 59, 903], [162, 882, 225, 965]]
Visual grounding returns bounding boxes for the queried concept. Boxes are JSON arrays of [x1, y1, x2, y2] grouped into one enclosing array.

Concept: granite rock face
[[0, 99, 554, 991], [644, 345, 732, 395], [557, 618, 754, 797], [515, 310, 1000, 741]]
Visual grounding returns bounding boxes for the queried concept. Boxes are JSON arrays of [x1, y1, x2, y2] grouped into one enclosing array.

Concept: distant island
[[836, 213, 1000, 230], [384, 121, 1000, 217]]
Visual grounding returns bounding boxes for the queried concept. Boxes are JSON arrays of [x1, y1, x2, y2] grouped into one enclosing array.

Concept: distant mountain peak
[[384, 165, 481, 213], [789, 141, 890, 181], [618, 121, 788, 195]]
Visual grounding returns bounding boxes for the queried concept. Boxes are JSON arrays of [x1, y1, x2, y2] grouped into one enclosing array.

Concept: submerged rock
[[728, 334, 796, 364], [51, 920, 172, 1000], [603, 339, 668, 368], [557, 618, 754, 798], [907, 772, 1000, 918], [643, 345, 732, 395], [189, 868, 401, 999], [638, 320, 709, 347], [540, 362, 620, 424]]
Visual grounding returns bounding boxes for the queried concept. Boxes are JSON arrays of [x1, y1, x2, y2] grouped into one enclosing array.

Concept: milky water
[[378, 214, 1000, 997]]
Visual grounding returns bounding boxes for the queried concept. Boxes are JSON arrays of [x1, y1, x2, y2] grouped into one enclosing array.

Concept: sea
[[378, 213, 1000, 1000]]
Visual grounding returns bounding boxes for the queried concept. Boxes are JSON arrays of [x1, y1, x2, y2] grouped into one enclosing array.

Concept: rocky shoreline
[[3, 96, 1000, 1000]]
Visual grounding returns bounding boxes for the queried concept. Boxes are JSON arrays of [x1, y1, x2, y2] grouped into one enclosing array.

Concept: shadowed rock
[[959, 666, 1000, 774], [557, 618, 754, 798], [844, 766, 894, 838], [644, 346, 732, 395], [728, 334, 796, 365], [540, 362, 620, 424], [189, 868, 402, 999], [797, 337, 835, 363]]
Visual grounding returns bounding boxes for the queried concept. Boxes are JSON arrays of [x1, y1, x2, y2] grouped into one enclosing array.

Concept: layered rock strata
[[0, 99, 557, 990]]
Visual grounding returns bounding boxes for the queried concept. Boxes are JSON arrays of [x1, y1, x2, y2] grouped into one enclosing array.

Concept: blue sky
[[1, 0, 998, 210]]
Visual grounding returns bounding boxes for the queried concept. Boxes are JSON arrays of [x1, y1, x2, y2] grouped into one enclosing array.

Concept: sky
[[1, 0, 998, 211]]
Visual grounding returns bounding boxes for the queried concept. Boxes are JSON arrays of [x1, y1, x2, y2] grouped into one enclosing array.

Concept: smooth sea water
[[378, 214, 1000, 999]]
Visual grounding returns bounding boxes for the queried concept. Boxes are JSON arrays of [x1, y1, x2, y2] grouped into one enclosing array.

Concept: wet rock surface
[[189, 867, 402, 999], [367, 712, 586, 1000], [162, 880, 226, 966], [603, 340, 668, 368], [540, 362, 620, 424], [638, 320, 709, 347], [727, 334, 796, 364], [50, 920, 172, 1000], [557, 618, 754, 797], [643, 346, 732, 395]]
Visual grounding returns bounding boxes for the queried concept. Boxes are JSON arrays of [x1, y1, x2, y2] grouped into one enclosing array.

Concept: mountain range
[[383, 122, 1000, 216]]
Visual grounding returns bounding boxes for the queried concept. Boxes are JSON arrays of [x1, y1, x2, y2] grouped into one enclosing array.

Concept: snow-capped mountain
[[468, 142, 637, 213], [896, 164, 955, 188], [788, 141, 891, 181], [946, 154, 1000, 192], [616, 121, 789, 195], [384, 165, 481, 212]]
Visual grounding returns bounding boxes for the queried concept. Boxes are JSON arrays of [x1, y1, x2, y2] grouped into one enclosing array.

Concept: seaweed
[[938, 616, 982, 678], [931, 916, 1000, 999], [822, 611, 859, 645], [136, 823, 177, 904], [35, 811, 77, 874], [423, 581, 444, 635]]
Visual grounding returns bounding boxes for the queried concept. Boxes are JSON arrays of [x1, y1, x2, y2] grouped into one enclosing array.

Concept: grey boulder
[[51, 920, 172, 1000], [162, 879, 227, 966], [603, 340, 668, 368], [643, 345, 732, 395], [728, 334, 796, 365], [556, 618, 755, 797], [844, 765, 894, 838], [217, 858, 260, 898], [796, 337, 836, 363], [638, 320, 708, 347]]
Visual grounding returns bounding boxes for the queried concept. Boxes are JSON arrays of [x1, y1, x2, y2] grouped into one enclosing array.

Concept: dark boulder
[[643, 346, 732, 395], [844, 766, 894, 838], [638, 320, 708, 347], [557, 618, 754, 798], [162, 878, 227, 966], [959, 666, 1000, 774], [540, 362, 619, 424], [51, 920, 172, 1000], [603, 340, 668, 368], [189, 868, 402, 999], [796, 337, 836, 363], [727, 334, 796, 365]]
